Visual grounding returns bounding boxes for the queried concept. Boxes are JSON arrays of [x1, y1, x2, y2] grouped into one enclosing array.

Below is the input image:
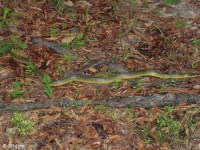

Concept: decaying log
[[31, 37, 76, 59], [0, 93, 200, 114]]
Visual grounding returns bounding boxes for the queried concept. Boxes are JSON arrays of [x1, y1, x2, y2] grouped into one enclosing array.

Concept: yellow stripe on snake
[[10, 52, 198, 87]]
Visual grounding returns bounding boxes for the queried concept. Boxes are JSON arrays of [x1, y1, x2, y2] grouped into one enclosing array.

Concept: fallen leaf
[[88, 67, 97, 73], [137, 138, 144, 150], [64, 0, 74, 7], [107, 135, 121, 143], [61, 35, 76, 43]]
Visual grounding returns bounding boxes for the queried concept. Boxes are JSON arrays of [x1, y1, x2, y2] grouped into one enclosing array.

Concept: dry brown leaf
[[193, 85, 200, 90], [70, 137, 83, 144], [42, 113, 61, 123], [90, 140, 101, 149], [85, 131, 98, 140], [161, 142, 168, 150], [88, 67, 97, 73], [107, 135, 121, 143], [64, 0, 74, 7], [34, 132, 49, 139], [61, 35, 76, 43], [137, 138, 144, 150]]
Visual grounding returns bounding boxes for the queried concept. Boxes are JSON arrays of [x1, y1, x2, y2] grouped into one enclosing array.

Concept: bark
[[31, 37, 76, 59], [0, 93, 200, 114]]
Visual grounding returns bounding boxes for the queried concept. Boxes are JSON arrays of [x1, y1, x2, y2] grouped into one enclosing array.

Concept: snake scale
[[10, 52, 198, 87]]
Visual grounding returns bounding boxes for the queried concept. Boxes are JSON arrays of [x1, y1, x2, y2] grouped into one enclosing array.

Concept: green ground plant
[[94, 104, 107, 111], [49, 27, 59, 37], [164, 0, 179, 4], [174, 20, 187, 28], [111, 79, 122, 90], [128, 0, 137, 6], [73, 91, 80, 100], [141, 125, 153, 144], [0, 34, 27, 54], [54, 0, 64, 12], [42, 74, 53, 97], [0, 7, 19, 30], [10, 81, 26, 99], [25, 62, 37, 75], [192, 39, 200, 49], [71, 101, 81, 108], [11, 112, 34, 135], [156, 86, 166, 93], [156, 106, 182, 144], [191, 39, 200, 69], [63, 54, 73, 63], [112, 0, 121, 16]]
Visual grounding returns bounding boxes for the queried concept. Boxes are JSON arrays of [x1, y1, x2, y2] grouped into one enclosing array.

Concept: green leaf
[[44, 85, 53, 97], [9, 34, 27, 49], [26, 62, 37, 74], [10, 12, 19, 17], [73, 34, 84, 41], [12, 81, 22, 89], [164, 106, 173, 113], [75, 41, 85, 46], [11, 90, 26, 98], [11, 112, 34, 135], [60, 42, 71, 47], [0, 41, 12, 54], [42, 74, 52, 84], [192, 39, 200, 48], [3, 8, 10, 19], [164, 0, 179, 4], [115, 79, 122, 83]]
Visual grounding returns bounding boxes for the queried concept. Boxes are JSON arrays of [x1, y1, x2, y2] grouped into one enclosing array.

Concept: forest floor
[[0, 0, 200, 149]]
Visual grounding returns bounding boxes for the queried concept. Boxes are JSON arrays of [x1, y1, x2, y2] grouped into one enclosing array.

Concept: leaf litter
[[0, 0, 200, 149]]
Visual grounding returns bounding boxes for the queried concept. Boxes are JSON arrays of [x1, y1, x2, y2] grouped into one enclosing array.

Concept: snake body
[[50, 70, 196, 86], [10, 52, 197, 87]]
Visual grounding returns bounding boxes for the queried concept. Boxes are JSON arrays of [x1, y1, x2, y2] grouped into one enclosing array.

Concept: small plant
[[49, 27, 59, 37], [71, 101, 81, 108], [133, 78, 147, 92], [0, 34, 27, 55], [42, 74, 53, 98], [156, 106, 182, 143], [111, 79, 122, 90], [63, 54, 73, 63], [157, 86, 166, 93], [9, 34, 27, 49], [55, 63, 62, 74], [73, 91, 80, 100], [128, 0, 137, 6], [94, 105, 107, 111], [174, 20, 187, 28], [0, 7, 19, 30], [168, 79, 177, 87], [60, 33, 85, 48], [164, 0, 179, 4], [10, 81, 26, 99], [54, 0, 64, 12], [192, 39, 200, 49], [141, 125, 153, 144], [25, 62, 37, 75], [112, 0, 120, 16], [11, 112, 34, 135]]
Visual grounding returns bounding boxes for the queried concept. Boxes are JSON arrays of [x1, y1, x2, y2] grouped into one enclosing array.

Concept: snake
[[10, 52, 198, 87]]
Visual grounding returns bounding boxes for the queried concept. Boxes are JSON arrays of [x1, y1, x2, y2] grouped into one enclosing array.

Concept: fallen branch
[[31, 37, 77, 59], [0, 93, 200, 114]]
